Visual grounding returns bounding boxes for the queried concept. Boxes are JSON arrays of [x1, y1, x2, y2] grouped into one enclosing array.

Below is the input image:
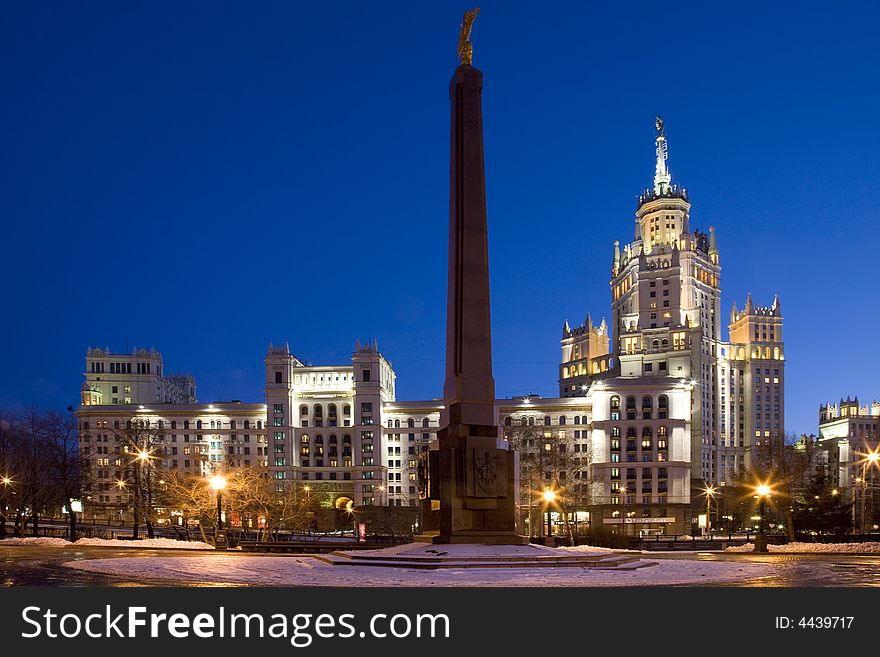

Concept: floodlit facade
[[81, 347, 196, 406], [77, 402, 267, 516], [559, 118, 785, 487]]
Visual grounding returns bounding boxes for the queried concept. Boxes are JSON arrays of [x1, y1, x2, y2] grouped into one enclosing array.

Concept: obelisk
[[419, 9, 526, 545]]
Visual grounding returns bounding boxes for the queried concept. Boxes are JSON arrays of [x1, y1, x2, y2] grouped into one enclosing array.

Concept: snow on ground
[[725, 541, 880, 554], [558, 544, 640, 554], [0, 536, 213, 550], [0, 537, 72, 547], [66, 554, 772, 587]]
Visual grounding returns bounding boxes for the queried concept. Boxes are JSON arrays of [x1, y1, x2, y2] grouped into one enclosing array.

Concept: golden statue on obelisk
[[456, 7, 480, 65]]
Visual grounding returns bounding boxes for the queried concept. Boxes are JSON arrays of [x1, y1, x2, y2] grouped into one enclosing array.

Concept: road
[[3, 545, 880, 586]]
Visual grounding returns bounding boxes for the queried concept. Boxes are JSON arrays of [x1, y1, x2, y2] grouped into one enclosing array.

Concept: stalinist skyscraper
[[560, 118, 785, 487]]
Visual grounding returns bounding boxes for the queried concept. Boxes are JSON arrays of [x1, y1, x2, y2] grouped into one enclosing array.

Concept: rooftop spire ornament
[[653, 115, 671, 195], [456, 7, 480, 65]]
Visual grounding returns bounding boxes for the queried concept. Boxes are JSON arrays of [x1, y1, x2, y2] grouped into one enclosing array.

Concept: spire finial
[[653, 115, 671, 195]]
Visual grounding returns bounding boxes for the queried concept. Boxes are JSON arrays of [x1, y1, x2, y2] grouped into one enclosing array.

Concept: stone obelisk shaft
[[443, 64, 496, 428]]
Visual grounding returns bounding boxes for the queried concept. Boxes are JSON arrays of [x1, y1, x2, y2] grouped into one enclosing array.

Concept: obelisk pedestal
[[417, 63, 526, 545]]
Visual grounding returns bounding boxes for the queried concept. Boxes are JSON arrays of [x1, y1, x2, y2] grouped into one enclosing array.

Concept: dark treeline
[[0, 408, 89, 540]]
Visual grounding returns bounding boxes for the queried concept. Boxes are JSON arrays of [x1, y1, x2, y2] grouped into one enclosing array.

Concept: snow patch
[[725, 541, 880, 554], [66, 554, 772, 587], [0, 537, 72, 547], [558, 544, 640, 554], [1, 537, 214, 550]]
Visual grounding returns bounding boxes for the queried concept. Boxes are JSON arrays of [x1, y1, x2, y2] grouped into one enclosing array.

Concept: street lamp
[[753, 483, 772, 553], [0, 475, 13, 540], [209, 474, 228, 531], [542, 488, 557, 540], [858, 449, 880, 535], [702, 486, 717, 537]]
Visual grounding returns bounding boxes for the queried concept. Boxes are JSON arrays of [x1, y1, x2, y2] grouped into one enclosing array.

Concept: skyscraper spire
[[653, 115, 671, 195]]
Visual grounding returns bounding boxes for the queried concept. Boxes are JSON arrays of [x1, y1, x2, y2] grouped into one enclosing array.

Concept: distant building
[[81, 347, 196, 406], [558, 118, 785, 487]]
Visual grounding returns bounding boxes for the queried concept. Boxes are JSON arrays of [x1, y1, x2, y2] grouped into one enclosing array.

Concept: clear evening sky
[[2, 1, 878, 436]]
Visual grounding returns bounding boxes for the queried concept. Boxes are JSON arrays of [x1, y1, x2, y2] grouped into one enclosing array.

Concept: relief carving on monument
[[466, 447, 508, 498]]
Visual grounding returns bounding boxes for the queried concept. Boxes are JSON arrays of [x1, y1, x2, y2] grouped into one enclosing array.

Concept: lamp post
[[209, 474, 228, 531], [542, 488, 557, 544], [136, 449, 155, 538], [753, 483, 772, 553], [858, 450, 880, 535], [303, 485, 312, 534], [702, 486, 717, 537], [618, 484, 627, 537], [0, 476, 13, 540]]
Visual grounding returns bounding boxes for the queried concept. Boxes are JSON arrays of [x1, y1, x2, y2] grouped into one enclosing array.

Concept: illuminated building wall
[[558, 119, 785, 487], [81, 346, 196, 406]]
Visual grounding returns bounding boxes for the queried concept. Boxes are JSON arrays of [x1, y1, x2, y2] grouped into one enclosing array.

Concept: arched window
[[83, 421, 90, 430], [642, 396, 652, 408], [301, 434, 310, 443], [394, 419, 400, 428], [662, 339, 669, 349], [610, 396, 621, 410], [315, 435, 323, 444], [300, 405, 309, 417], [544, 416, 551, 426], [328, 404, 337, 418], [114, 420, 120, 429], [408, 418, 415, 428], [210, 421, 215, 429], [387, 419, 393, 428], [611, 427, 621, 437], [231, 420, 237, 430], [528, 417, 535, 426], [343, 434, 352, 444], [658, 426, 668, 436], [422, 418, 429, 428], [158, 420, 164, 429], [170, 420, 176, 429], [343, 405, 351, 416], [329, 435, 338, 444], [642, 436, 652, 448], [626, 397, 636, 410], [244, 419, 250, 429], [642, 427, 652, 437], [559, 416, 567, 425], [562, 366, 569, 378], [627, 427, 637, 437], [504, 416, 511, 426], [658, 395, 668, 408], [197, 420, 203, 429], [574, 415, 580, 425], [183, 420, 189, 429], [257, 421, 262, 429], [313, 405, 323, 418], [652, 339, 660, 349], [774, 346, 780, 360]]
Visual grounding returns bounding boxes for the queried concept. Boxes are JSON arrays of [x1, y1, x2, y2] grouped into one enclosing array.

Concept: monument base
[[416, 530, 530, 546], [418, 416, 527, 545]]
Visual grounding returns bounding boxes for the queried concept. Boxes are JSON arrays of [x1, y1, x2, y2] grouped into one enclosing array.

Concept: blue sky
[[2, 1, 878, 436]]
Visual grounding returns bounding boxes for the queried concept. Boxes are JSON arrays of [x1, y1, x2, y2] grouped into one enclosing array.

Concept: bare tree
[[116, 417, 165, 539], [43, 408, 92, 541], [504, 415, 592, 542]]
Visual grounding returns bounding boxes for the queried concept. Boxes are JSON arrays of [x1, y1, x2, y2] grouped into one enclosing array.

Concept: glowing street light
[[753, 482, 773, 553], [857, 449, 880, 534], [542, 488, 557, 540], [209, 474, 228, 533], [1, 476, 12, 486], [702, 486, 717, 536]]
